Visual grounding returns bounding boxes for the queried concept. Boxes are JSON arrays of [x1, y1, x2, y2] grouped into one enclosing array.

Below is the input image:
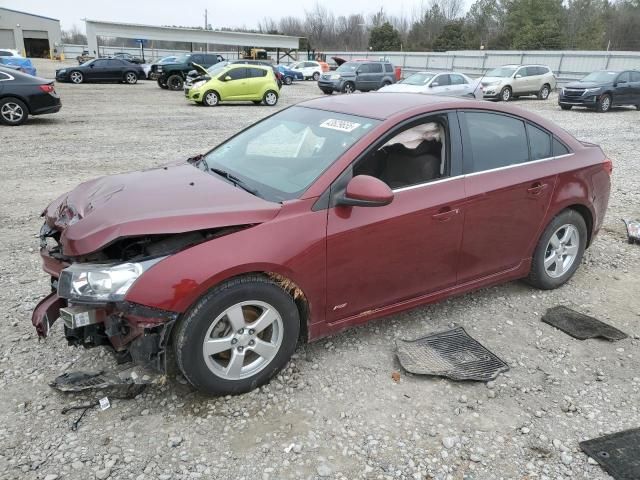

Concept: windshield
[[401, 73, 435, 86], [581, 71, 618, 83], [207, 61, 229, 73], [159, 56, 176, 64], [203, 106, 380, 202], [486, 67, 516, 78], [173, 54, 192, 64], [80, 59, 95, 66], [336, 62, 360, 73]]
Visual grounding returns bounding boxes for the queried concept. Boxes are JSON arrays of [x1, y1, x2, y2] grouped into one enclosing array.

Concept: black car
[[55, 59, 145, 85], [0, 66, 61, 126], [111, 52, 144, 64], [559, 70, 640, 112], [150, 53, 220, 90]]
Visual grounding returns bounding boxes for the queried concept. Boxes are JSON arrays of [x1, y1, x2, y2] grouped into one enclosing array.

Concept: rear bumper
[[32, 102, 62, 116]]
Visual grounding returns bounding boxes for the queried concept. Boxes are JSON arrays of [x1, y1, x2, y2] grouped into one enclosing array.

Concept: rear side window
[[0, 50, 11, 56], [0, 72, 11, 80], [631, 71, 640, 82], [526, 124, 551, 160], [553, 138, 570, 156], [248, 68, 267, 78], [191, 55, 204, 64], [385, 63, 393, 73], [465, 112, 529, 172], [450, 74, 467, 85], [369, 63, 383, 73]]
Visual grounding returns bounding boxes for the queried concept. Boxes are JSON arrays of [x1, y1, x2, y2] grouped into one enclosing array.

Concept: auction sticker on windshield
[[320, 119, 361, 133]]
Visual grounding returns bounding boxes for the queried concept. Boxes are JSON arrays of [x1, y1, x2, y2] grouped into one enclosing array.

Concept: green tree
[[368, 22, 402, 50], [432, 21, 471, 50], [504, 0, 566, 49], [465, 0, 507, 48], [566, 0, 605, 49]]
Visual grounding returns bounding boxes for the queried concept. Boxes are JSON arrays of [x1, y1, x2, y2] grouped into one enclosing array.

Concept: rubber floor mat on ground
[[395, 327, 509, 382], [542, 306, 628, 341], [580, 428, 640, 480]]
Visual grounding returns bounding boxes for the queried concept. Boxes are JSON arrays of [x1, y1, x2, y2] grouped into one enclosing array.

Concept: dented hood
[[44, 164, 281, 257]]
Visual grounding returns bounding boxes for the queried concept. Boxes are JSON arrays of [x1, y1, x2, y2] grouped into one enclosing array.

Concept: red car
[[32, 93, 611, 395]]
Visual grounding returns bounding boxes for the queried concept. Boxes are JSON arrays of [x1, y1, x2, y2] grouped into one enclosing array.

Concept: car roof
[[227, 63, 272, 71]]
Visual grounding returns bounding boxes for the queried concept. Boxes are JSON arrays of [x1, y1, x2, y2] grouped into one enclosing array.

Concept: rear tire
[[167, 74, 184, 91], [560, 105, 572, 110], [526, 209, 587, 290], [0, 97, 29, 126], [174, 275, 300, 395], [284, 76, 293, 85], [596, 94, 611, 112], [263, 90, 278, 106], [124, 71, 138, 84]]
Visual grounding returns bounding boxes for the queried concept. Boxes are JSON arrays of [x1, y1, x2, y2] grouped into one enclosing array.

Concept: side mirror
[[515, 74, 522, 78], [336, 175, 394, 208], [224, 75, 232, 81], [430, 82, 438, 87], [89, 64, 95, 68]]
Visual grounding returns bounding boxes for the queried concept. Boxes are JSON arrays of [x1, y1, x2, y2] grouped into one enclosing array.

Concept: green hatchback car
[[185, 64, 280, 106]]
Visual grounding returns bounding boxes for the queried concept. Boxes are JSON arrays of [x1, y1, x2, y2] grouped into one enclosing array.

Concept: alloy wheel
[[1, 102, 24, 123], [201, 301, 284, 380], [601, 96, 611, 112], [540, 86, 550, 99], [265, 92, 278, 105], [544, 224, 580, 278], [125, 73, 137, 84], [70, 72, 83, 84], [502, 87, 511, 101], [204, 92, 219, 106], [344, 83, 354, 94]]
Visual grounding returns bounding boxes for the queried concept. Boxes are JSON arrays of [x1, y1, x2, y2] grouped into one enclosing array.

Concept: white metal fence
[[61, 44, 242, 62], [323, 50, 640, 82]]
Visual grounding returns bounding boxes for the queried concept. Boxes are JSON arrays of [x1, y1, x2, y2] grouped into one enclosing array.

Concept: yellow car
[[185, 64, 280, 106]]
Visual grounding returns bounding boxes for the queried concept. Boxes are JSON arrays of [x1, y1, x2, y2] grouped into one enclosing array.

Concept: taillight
[[603, 158, 613, 176], [39, 84, 55, 94]]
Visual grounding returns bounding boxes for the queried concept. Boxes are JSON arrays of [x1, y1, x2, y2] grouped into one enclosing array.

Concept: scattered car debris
[[542, 306, 628, 341], [622, 218, 640, 244], [395, 327, 509, 382], [579, 427, 640, 480], [50, 364, 159, 397], [62, 398, 103, 431]]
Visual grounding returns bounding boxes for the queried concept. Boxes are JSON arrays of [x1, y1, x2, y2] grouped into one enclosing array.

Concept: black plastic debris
[[50, 366, 154, 397], [580, 427, 640, 480], [542, 306, 627, 341], [622, 219, 640, 244], [395, 327, 509, 382]]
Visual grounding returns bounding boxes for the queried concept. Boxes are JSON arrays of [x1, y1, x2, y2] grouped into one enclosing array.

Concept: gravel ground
[[1, 59, 639, 480]]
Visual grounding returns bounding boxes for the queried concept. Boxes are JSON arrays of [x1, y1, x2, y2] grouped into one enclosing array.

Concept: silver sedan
[[379, 71, 483, 99]]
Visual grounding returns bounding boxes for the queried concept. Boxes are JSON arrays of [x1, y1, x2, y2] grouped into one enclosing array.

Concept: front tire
[[124, 71, 138, 84], [321, 89, 333, 95], [537, 84, 550, 100], [263, 90, 278, 106], [69, 71, 83, 84], [527, 209, 587, 290], [560, 105, 572, 110], [0, 97, 28, 126], [597, 94, 612, 112], [500, 86, 512, 102], [174, 275, 300, 395], [166, 74, 184, 91], [157, 78, 168, 89], [342, 82, 355, 94], [203, 90, 219, 106]]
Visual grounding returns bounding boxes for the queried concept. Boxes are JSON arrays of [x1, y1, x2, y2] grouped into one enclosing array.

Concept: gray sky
[[1, 0, 452, 32]]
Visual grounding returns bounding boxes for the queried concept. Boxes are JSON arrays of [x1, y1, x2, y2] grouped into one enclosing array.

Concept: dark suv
[[558, 70, 640, 112], [318, 60, 396, 94], [151, 53, 220, 90]]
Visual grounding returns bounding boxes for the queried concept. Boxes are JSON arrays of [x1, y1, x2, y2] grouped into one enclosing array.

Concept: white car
[[0, 49, 22, 58], [290, 61, 323, 81], [379, 71, 483, 99]]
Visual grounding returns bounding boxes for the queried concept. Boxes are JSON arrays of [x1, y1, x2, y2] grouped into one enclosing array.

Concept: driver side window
[[221, 68, 247, 81], [353, 116, 448, 190]]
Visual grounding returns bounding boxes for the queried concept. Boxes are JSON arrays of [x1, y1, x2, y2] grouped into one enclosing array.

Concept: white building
[[0, 7, 62, 58]]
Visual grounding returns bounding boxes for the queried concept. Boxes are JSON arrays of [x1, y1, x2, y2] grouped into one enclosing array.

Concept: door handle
[[527, 182, 548, 195], [432, 207, 459, 221]]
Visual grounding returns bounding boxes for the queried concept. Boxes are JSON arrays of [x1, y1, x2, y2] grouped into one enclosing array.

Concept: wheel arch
[[566, 204, 594, 247], [0, 94, 31, 113]]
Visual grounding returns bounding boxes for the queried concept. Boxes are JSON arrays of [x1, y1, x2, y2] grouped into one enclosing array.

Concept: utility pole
[[204, 9, 208, 30]]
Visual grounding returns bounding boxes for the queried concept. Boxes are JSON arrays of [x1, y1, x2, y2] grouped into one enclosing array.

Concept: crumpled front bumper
[[32, 292, 65, 337]]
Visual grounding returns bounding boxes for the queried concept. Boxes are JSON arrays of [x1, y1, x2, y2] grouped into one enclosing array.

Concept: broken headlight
[[57, 258, 165, 303]]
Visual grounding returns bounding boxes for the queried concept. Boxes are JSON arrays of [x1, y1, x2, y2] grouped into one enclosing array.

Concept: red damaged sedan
[[32, 93, 611, 395]]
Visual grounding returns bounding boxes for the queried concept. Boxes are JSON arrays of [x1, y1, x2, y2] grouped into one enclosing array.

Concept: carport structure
[[85, 20, 299, 62]]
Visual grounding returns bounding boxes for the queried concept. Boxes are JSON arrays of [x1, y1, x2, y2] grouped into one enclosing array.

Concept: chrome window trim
[[0, 72, 15, 81], [392, 153, 575, 193]]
